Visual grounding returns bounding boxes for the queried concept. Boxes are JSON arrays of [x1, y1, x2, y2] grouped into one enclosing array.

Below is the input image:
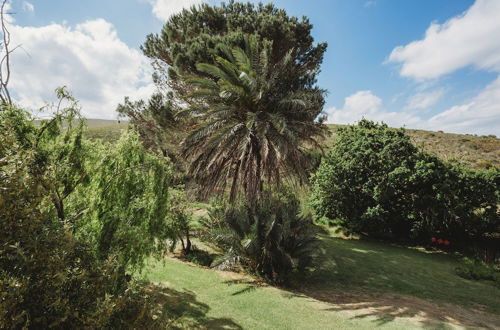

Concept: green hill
[[85, 120, 500, 170]]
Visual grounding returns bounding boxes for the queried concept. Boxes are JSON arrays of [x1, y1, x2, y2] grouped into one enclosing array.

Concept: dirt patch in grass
[[299, 287, 500, 329]]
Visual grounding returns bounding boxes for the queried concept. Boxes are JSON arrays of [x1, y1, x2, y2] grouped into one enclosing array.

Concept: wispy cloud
[[22, 1, 34, 12], [381, 0, 500, 135], [145, 0, 204, 21], [326, 86, 499, 135], [364, 1, 377, 8], [388, 0, 500, 80], [405, 89, 445, 110]]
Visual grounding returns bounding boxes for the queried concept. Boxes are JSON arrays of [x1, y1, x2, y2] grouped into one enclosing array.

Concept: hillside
[[85, 120, 500, 170]]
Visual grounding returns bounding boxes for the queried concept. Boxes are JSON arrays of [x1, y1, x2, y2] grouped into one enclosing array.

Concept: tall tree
[[181, 35, 326, 204], [142, 0, 327, 101]]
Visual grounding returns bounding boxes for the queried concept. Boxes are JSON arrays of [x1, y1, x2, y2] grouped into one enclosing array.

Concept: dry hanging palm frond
[[182, 34, 328, 205]]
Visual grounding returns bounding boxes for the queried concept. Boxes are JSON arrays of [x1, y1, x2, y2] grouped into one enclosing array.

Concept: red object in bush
[[437, 239, 443, 244], [443, 240, 450, 246], [431, 237, 437, 242]]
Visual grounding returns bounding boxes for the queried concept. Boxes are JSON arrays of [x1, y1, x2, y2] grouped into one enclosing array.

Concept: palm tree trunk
[[230, 160, 241, 204]]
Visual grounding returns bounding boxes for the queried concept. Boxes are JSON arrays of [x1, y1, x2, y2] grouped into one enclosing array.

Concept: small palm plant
[[182, 35, 327, 205], [202, 190, 321, 283]]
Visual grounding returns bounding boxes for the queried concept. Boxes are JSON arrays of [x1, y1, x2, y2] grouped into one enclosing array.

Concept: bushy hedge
[[311, 120, 499, 244]]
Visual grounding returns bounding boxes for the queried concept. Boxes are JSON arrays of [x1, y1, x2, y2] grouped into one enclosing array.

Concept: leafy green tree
[[0, 87, 89, 223], [74, 130, 173, 271], [311, 120, 499, 243], [165, 188, 194, 254], [30, 88, 89, 223], [182, 35, 326, 204], [125, 1, 328, 198], [0, 105, 174, 329], [116, 93, 189, 179], [142, 0, 327, 100]]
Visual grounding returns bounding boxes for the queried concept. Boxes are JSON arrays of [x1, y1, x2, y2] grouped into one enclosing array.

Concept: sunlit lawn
[[141, 231, 500, 329]]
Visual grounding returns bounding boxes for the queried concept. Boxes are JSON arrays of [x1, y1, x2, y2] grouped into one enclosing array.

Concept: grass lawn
[[310, 233, 500, 314], [141, 232, 500, 329]]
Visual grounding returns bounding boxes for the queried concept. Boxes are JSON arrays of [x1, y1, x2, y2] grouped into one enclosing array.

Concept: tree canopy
[[142, 0, 327, 101]]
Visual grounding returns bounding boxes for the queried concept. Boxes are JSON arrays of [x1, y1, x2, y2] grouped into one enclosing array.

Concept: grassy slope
[[324, 124, 500, 170], [84, 120, 500, 170], [142, 233, 500, 329], [312, 233, 500, 314], [88, 120, 500, 327], [143, 260, 418, 330]]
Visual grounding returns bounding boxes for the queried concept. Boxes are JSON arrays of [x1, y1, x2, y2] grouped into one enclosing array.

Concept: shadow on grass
[[146, 285, 243, 329], [303, 288, 500, 329], [223, 279, 266, 296], [288, 234, 500, 329]]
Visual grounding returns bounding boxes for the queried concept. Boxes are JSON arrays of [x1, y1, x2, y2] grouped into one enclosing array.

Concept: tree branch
[[0, 0, 13, 106]]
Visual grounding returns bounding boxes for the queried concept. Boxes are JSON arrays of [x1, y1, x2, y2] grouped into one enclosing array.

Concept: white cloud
[[22, 1, 34, 12], [326, 88, 500, 135], [326, 91, 425, 129], [3, 1, 14, 23], [384, 0, 500, 135], [426, 76, 500, 135], [388, 0, 500, 80], [8, 19, 155, 119], [146, 0, 204, 21], [405, 89, 445, 110]]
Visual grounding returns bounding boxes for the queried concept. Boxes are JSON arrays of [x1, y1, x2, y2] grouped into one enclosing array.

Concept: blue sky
[[6, 0, 500, 135]]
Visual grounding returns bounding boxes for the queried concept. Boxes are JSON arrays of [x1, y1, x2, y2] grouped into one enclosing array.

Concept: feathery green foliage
[[72, 130, 173, 271], [116, 93, 188, 175], [0, 102, 176, 328], [164, 188, 194, 254]]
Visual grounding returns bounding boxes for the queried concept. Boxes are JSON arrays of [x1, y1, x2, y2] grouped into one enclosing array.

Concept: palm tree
[[182, 35, 327, 204], [202, 190, 321, 283]]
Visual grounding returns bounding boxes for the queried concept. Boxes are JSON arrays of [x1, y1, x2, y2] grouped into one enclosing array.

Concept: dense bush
[[311, 120, 499, 243], [0, 101, 176, 327], [201, 190, 321, 283], [163, 188, 194, 254], [72, 130, 173, 271]]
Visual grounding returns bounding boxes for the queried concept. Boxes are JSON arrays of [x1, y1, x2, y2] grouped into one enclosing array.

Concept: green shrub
[[201, 189, 321, 283], [455, 258, 500, 285], [0, 102, 176, 328], [72, 130, 173, 271], [164, 188, 194, 254], [311, 120, 499, 243], [0, 144, 169, 328]]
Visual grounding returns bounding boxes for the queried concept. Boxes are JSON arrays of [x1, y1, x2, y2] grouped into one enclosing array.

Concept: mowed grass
[[141, 232, 500, 329], [310, 234, 500, 313], [142, 259, 419, 329]]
